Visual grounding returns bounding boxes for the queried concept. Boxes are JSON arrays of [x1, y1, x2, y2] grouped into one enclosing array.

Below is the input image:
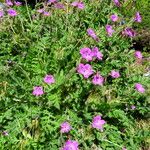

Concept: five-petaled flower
[[77, 63, 94, 78], [92, 72, 104, 85], [106, 25, 114, 36], [7, 9, 17, 16], [32, 86, 44, 96], [134, 51, 142, 59], [135, 83, 145, 93], [44, 75, 55, 84], [60, 122, 72, 133], [134, 12, 142, 23], [110, 70, 120, 78], [92, 115, 106, 131], [71, 1, 85, 9], [87, 28, 99, 41], [61, 140, 79, 150]]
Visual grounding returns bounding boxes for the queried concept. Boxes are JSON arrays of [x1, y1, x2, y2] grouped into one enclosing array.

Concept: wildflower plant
[[0, 0, 149, 150]]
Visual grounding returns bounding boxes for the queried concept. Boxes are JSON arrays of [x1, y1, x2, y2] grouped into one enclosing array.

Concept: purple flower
[[92, 115, 106, 131], [92, 47, 103, 60], [54, 3, 65, 9], [110, 70, 120, 78], [134, 12, 142, 23], [131, 105, 136, 110], [60, 122, 71, 133], [106, 25, 114, 36], [7, 9, 17, 16], [44, 75, 55, 84], [77, 2, 85, 9], [6, 0, 13, 6], [110, 14, 118, 22], [77, 63, 94, 78], [32, 86, 44, 96], [134, 51, 142, 59], [14, 1, 22, 6], [123, 28, 136, 37], [43, 11, 51, 16], [87, 28, 99, 41], [0, 11, 4, 18], [80, 47, 93, 61], [113, 0, 120, 7], [61, 140, 79, 150], [2, 131, 9, 136], [47, 0, 57, 3], [135, 83, 145, 93], [92, 72, 104, 85], [71, 1, 85, 9]]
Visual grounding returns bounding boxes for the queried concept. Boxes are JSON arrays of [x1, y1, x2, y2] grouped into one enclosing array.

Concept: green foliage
[[0, 1, 149, 150]]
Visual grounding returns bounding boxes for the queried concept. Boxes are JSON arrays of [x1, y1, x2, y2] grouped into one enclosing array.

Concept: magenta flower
[[135, 83, 145, 93], [43, 11, 51, 16], [106, 25, 114, 36], [113, 0, 120, 7], [71, 1, 85, 9], [110, 70, 120, 78], [92, 115, 106, 131], [14, 1, 22, 6], [80, 47, 93, 61], [87, 28, 99, 41], [32, 86, 44, 96], [134, 51, 142, 59], [0, 11, 4, 18], [92, 72, 104, 85], [77, 63, 94, 78], [60, 122, 71, 133], [61, 140, 79, 150], [44, 75, 55, 84], [92, 47, 103, 60], [7, 9, 17, 16], [6, 0, 13, 6], [134, 12, 142, 23], [110, 14, 118, 22], [123, 28, 136, 37]]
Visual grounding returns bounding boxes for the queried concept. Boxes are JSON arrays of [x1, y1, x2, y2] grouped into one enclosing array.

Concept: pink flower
[[131, 105, 136, 110], [106, 25, 114, 36], [60, 122, 71, 133], [7, 9, 17, 16], [54, 3, 65, 9], [110, 14, 118, 22], [44, 75, 55, 84], [92, 47, 103, 60], [92, 115, 106, 131], [77, 2, 85, 9], [92, 72, 104, 85], [134, 51, 142, 59], [32, 86, 44, 96], [113, 0, 120, 7], [14, 1, 22, 6], [80, 47, 93, 61], [0, 11, 4, 18], [87, 28, 99, 41], [134, 12, 142, 23], [47, 0, 57, 3], [110, 70, 120, 78], [37, 9, 44, 13], [123, 28, 136, 37], [77, 63, 94, 78], [122, 148, 127, 150], [6, 0, 13, 6], [61, 140, 79, 150], [71, 1, 85, 9], [43, 11, 51, 16], [135, 83, 145, 93]]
